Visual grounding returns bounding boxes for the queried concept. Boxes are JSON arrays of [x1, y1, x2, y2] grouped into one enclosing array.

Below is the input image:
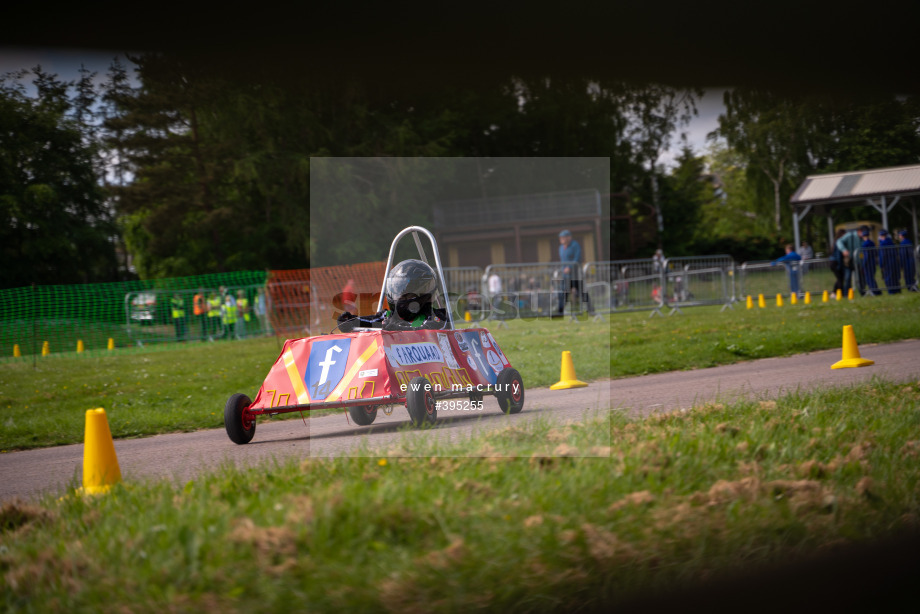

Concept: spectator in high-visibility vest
[[193, 289, 208, 340], [171, 293, 187, 341], [221, 292, 238, 340], [207, 290, 222, 340], [236, 289, 250, 339]]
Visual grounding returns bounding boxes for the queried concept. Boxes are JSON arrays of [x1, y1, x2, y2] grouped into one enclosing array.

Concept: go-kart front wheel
[[225, 393, 256, 444], [348, 404, 378, 426], [495, 368, 525, 414], [406, 376, 437, 427]]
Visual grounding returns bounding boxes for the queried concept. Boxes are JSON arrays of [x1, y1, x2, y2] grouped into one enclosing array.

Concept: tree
[[807, 94, 920, 173], [102, 51, 704, 272], [700, 140, 764, 237], [624, 84, 704, 248], [0, 68, 118, 289], [713, 89, 810, 233], [655, 146, 713, 254], [713, 90, 920, 238]]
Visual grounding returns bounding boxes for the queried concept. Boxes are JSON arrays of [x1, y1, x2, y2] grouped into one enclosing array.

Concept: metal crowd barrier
[[738, 258, 834, 299], [665, 255, 736, 302], [583, 257, 734, 316], [665, 266, 733, 313], [443, 267, 486, 320], [479, 262, 586, 320], [442, 244, 920, 324], [583, 259, 665, 316], [442, 267, 485, 296]]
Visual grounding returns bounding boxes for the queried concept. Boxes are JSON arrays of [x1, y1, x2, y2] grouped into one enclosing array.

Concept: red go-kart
[[224, 226, 525, 444]]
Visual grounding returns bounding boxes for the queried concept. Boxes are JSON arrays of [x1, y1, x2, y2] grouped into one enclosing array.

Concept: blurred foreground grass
[[2, 378, 918, 612], [1, 292, 918, 450]]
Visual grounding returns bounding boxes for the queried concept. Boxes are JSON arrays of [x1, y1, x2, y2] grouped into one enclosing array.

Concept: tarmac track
[[2, 339, 918, 503]]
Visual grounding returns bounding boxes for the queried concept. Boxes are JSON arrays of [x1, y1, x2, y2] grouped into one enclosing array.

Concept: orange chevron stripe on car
[[282, 346, 311, 404]]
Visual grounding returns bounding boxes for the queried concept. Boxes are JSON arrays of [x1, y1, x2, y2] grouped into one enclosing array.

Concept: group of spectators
[[173, 286, 270, 341], [772, 226, 917, 296], [832, 226, 917, 296]]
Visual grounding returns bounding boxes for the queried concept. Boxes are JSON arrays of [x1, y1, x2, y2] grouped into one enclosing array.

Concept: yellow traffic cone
[[836, 289, 842, 301], [831, 325, 874, 369], [822, 291, 829, 303], [804, 292, 811, 305], [77, 339, 85, 353], [550, 351, 588, 390], [776, 293, 784, 307], [757, 294, 766, 308], [107, 338, 115, 351], [746, 295, 753, 309], [790, 293, 798, 305], [42, 341, 49, 356], [13, 344, 21, 358], [80, 408, 122, 495], [847, 288, 854, 300], [464, 311, 472, 322]]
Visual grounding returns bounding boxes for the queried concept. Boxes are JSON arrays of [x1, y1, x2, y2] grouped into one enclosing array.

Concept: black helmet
[[385, 259, 438, 321]]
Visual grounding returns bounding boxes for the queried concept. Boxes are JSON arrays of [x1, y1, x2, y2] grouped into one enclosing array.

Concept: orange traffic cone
[[831, 325, 874, 369], [80, 408, 122, 495], [550, 351, 588, 390]]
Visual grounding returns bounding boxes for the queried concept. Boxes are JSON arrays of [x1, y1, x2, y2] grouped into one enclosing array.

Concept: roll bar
[[375, 226, 455, 330]]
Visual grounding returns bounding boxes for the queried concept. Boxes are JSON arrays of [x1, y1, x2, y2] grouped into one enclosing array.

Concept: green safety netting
[[0, 271, 269, 360]]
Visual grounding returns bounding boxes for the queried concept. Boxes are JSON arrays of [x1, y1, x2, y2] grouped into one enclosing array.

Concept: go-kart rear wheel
[[495, 368, 525, 414], [406, 376, 437, 427], [348, 404, 378, 426], [225, 393, 256, 444]]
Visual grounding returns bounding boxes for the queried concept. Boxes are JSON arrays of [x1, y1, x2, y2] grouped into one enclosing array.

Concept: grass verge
[[1, 292, 918, 451], [2, 378, 919, 612]]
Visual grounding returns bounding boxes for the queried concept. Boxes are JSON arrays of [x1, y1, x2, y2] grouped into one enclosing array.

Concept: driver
[[337, 259, 448, 332]]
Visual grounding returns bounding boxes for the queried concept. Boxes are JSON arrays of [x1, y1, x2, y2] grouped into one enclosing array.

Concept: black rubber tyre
[[348, 404, 378, 426], [224, 393, 256, 444], [406, 376, 437, 427], [495, 368, 525, 414]]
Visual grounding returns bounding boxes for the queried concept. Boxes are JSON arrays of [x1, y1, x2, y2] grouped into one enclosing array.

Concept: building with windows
[[432, 189, 615, 268]]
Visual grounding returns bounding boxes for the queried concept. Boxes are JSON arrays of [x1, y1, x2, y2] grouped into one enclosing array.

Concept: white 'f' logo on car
[[318, 345, 343, 385]]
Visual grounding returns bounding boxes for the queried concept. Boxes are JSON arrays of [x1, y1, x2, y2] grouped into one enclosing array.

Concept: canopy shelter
[[790, 164, 920, 252]]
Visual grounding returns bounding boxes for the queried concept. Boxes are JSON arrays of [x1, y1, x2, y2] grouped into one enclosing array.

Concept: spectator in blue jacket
[[899, 229, 917, 292], [771, 243, 802, 295], [860, 228, 881, 296], [878, 229, 900, 294], [556, 230, 594, 316]]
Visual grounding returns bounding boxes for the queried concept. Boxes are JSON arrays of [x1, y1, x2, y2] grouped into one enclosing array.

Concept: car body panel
[[250, 327, 512, 411]]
